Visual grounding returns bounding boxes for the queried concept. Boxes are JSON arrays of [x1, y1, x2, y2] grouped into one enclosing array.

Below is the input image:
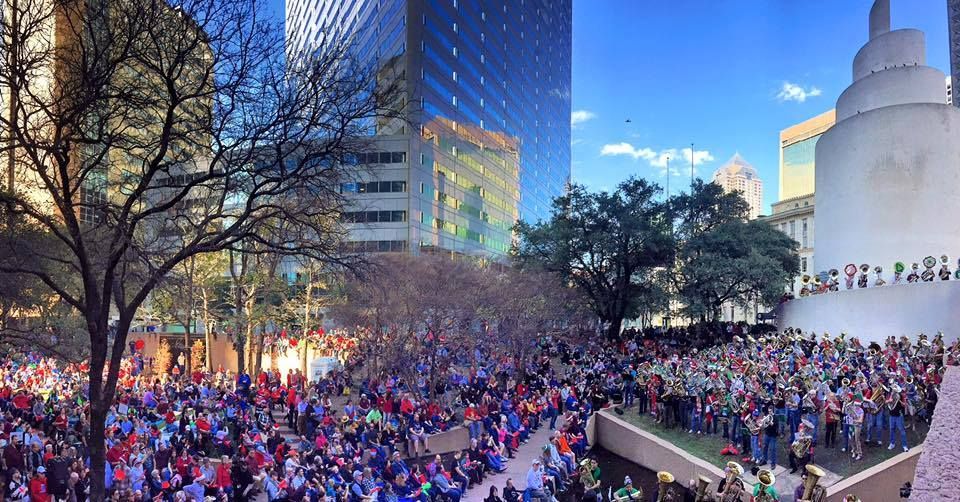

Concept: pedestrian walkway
[[468, 422, 564, 501]]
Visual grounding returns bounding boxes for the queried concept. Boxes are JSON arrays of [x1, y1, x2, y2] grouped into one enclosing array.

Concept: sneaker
[[841, 447, 846, 452], [903, 446, 909, 452], [789, 468, 797, 474], [689, 430, 694, 433], [887, 444, 894, 450]]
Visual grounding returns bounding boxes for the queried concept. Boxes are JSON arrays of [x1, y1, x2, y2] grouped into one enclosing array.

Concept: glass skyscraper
[[286, 0, 572, 256]]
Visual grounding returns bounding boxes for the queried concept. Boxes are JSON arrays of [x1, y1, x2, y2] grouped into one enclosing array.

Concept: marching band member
[[788, 419, 814, 474], [887, 384, 909, 452]]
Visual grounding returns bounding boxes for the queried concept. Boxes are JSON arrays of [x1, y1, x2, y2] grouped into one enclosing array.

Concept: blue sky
[[570, 0, 950, 213], [272, 1, 951, 214]]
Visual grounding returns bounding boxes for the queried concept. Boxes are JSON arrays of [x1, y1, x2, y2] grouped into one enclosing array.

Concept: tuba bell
[[754, 469, 777, 502], [695, 475, 712, 502], [802, 464, 826, 501]]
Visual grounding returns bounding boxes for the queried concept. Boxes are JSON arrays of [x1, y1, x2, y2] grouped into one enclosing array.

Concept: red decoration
[[317, 327, 325, 336], [290, 338, 298, 347], [134, 339, 145, 351], [280, 329, 287, 339]]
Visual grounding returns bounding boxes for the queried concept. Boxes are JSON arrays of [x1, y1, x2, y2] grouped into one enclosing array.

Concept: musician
[[747, 409, 762, 464], [788, 419, 813, 474], [887, 385, 909, 452], [758, 406, 779, 470], [802, 388, 820, 445], [862, 387, 882, 447], [785, 389, 801, 443], [824, 392, 841, 448], [612, 476, 642, 501], [848, 396, 864, 461]]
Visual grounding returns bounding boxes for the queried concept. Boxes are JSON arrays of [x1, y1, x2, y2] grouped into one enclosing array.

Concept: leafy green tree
[[514, 178, 673, 338], [673, 182, 798, 321]]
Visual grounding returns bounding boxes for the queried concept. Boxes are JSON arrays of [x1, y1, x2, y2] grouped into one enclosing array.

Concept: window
[[340, 210, 407, 223], [789, 220, 796, 240], [801, 218, 808, 248], [340, 181, 407, 194], [801, 257, 808, 273]]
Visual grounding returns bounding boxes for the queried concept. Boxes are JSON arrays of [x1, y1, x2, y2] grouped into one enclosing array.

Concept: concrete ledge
[[406, 426, 469, 457], [595, 410, 735, 495], [823, 446, 921, 502]]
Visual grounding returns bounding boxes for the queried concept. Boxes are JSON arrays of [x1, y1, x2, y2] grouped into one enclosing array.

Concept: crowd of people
[[0, 321, 949, 502]]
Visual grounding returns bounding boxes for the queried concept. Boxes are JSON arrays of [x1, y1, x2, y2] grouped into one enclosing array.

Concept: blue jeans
[[805, 413, 820, 443], [788, 410, 800, 442], [750, 435, 760, 461], [468, 421, 482, 440], [548, 406, 558, 429], [888, 415, 908, 449], [842, 423, 850, 450], [761, 434, 778, 467], [690, 413, 702, 433], [731, 416, 741, 443], [624, 384, 635, 407]]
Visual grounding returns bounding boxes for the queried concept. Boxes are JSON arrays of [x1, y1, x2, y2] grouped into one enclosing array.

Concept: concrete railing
[[822, 445, 921, 502], [406, 426, 470, 457], [594, 410, 733, 495]]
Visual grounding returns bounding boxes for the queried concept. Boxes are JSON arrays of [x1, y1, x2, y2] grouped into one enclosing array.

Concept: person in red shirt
[[29, 467, 49, 502], [216, 455, 233, 494]]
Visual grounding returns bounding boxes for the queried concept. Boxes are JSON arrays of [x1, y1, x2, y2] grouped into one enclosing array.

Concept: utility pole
[[665, 156, 670, 200], [690, 142, 695, 191]]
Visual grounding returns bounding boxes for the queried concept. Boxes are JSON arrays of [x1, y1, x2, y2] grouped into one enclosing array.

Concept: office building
[[778, 109, 835, 201], [761, 194, 815, 294], [711, 153, 763, 220], [286, 0, 572, 257]]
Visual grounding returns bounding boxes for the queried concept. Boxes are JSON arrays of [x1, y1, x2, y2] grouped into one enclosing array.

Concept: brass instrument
[[869, 384, 888, 406], [745, 414, 761, 436], [841, 377, 851, 388], [656, 471, 675, 502], [721, 462, 744, 502], [695, 475, 712, 502], [800, 464, 827, 502], [754, 469, 777, 502], [791, 433, 812, 458]]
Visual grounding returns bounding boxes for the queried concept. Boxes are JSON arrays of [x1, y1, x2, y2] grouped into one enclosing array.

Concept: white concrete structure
[[815, 0, 960, 273], [776, 0, 960, 343], [711, 153, 763, 220]]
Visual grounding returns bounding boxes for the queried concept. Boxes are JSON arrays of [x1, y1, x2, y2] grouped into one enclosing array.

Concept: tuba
[[870, 384, 888, 407], [695, 475, 712, 502], [721, 462, 744, 502], [792, 434, 812, 458], [801, 464, 827, 502], [754, 469, 777, 502], [657, 471, 675, 502]]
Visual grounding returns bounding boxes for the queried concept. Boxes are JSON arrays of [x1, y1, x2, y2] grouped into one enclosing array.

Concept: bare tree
[[0, 0, 400, 496]]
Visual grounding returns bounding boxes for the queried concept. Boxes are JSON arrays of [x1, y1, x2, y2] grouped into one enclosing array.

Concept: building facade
[[286, 0, 572, 257], [760, 194, 815, 295], [711, 153, 763, 220], [778, 109, 835, 202]]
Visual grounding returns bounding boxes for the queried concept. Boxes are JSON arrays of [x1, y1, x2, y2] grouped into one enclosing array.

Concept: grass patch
[[616, 411, 927, 478]]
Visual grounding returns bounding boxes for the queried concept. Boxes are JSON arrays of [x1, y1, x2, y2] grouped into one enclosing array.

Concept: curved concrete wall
[[775, 280, 960, 343], [814, 103, 960, 273], [853, 29, 925, 81], [836, 66, 946, 121]]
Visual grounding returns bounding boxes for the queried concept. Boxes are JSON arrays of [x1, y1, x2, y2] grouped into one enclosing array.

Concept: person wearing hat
[[526, 459, 549, 502], [847, 396, 865, 461], [29, 466, 48, 502], [613, 475, 643, 501]]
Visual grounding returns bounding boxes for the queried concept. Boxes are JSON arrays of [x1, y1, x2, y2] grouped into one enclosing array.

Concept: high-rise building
[[778, 110, 835, 201], [286, 0, 572, 257], [711, 153, 763, 220], [949, 0, 960, 107]]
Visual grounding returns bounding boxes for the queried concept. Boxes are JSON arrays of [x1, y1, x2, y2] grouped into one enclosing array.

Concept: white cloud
[[571, 110, 597, 126], [776, 81, 822, 103], [601, 143, 714, 174]]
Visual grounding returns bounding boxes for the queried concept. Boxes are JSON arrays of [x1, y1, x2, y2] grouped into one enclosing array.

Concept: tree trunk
[[202, 292, 213, 371], [88, 400, 107, 500], [235, 338, 246, 375], [606, 317, 623, 339]]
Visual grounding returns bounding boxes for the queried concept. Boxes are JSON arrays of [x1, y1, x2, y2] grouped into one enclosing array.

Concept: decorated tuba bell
[[656, 471, 675, 502]]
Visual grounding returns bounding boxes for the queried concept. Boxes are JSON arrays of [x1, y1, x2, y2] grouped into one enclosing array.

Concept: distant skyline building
[[949, 0, 960, 107], [285, 0, 572, 257], [711, 153, 763, 220], [778, 109, 835, 202]]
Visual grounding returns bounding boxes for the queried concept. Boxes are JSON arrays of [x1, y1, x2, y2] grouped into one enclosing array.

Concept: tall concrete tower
[[814, 0, 960, 272]]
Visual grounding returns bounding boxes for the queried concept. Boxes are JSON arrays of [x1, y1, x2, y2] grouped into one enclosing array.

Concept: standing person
[[849, 397, 865, 461], [29, 467, 49, 502], [824, 392, 841, 449], [7, 469, 29, 502], [759, 406, 779, 469], [887, 386, 909, 452]]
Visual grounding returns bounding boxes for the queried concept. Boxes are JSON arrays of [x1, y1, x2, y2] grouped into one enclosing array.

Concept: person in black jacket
[[503, 478, 520, 502]]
